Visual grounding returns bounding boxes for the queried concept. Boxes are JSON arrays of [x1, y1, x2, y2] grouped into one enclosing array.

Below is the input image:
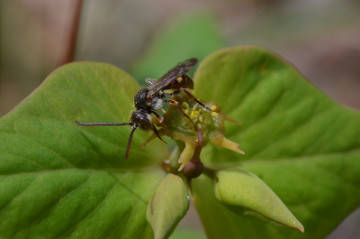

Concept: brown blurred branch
[[59, 0, 84, 66]]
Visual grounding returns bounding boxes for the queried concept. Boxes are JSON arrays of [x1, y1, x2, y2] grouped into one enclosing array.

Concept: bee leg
[[165, 99, 203, 143], [140, 132, 157, 148], [151, 110, 164, 126], [165, 99, 194, 124], [175, 88, 216, 112], [151, 124, 166, 144]]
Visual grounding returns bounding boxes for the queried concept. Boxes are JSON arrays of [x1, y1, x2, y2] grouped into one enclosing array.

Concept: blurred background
[[0, 0, 359, 238]]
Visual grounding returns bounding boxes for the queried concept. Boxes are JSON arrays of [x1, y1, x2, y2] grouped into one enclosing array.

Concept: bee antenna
[[125, 125, 138, 160], [75, 121, 133, 127]]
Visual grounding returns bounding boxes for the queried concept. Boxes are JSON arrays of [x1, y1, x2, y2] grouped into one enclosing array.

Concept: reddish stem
[[59, 0, 83, 66]]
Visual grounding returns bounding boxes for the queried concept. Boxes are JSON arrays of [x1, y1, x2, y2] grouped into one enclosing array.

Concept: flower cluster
[[157, 93, 244, 176], [145, 91, 303, 238]]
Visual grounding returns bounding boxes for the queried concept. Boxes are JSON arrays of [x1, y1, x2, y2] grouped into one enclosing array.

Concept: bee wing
[[147, 58, 198, 97]]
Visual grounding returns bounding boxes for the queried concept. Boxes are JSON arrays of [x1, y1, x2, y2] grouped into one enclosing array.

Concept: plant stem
[[59, 0, 83, 66]]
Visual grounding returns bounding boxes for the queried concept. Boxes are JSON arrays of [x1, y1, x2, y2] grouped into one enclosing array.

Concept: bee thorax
[[134, 88, 149, 109], [151, 97, 163, 110]]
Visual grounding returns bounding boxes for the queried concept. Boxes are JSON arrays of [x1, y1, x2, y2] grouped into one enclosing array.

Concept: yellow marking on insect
[[211, 112, 219, 117], [210, 105, 218, 111], [176, 76, 183, 83]]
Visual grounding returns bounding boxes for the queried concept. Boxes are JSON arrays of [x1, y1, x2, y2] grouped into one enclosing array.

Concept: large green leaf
[[0, 62, 168, 238], [193, 46, 360, 238], [1, 46, 359, 239]]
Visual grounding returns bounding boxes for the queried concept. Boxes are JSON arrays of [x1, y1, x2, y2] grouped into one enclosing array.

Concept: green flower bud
[[215, 168, 304, 233], [147, 174, 190, 239]]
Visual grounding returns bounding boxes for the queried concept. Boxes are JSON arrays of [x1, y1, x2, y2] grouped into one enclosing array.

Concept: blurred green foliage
[[129, 13, 225, 83]]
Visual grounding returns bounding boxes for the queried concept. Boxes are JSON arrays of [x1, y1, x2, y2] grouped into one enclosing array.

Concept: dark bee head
[[130, 109, 152, 130], [134, 88, 149, 110]]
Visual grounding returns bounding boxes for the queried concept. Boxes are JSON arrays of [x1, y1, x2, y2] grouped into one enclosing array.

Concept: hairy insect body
[[150, 97, 164, 110], [132, 88, 164, 130], [76, 58, 202, 160]]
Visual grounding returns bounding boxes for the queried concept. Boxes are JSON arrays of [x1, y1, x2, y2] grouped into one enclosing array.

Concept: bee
[[76, 58, 207, 160]]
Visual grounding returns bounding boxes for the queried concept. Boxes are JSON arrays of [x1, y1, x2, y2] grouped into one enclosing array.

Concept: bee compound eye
[[131, 110, 143, 123], [140, 118, 149, 125], [141, 113, 152, 124], [131, 110, 152, 129]]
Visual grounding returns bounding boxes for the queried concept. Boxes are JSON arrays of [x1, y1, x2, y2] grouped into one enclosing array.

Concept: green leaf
[[130, 13, 225, 82], [215, 168, 303, 232], [0, 62, 168, 238], [147, 173, 190, 239], [193, 46, 360, 238]]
